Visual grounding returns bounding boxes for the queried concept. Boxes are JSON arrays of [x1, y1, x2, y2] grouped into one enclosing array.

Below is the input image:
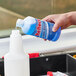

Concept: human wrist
[[65, 12, 73, 25], [67, 12, 76, 25]]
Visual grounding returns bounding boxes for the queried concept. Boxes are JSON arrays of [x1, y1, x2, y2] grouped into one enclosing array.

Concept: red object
[[2, 53, 39, 59], [28, 53, 39, 58], [2, 56, 4, 59], [47, 71, 53, 76]]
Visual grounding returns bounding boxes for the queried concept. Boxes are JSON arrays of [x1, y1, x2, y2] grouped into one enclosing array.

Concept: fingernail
[[52, 27, 56, 32]]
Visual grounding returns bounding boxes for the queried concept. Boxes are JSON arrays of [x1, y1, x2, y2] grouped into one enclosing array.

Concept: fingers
[[43, 15, 61, 32], [52, 20, 62, 32], [42, 15, 50, 21], [42, 15, 54, 23]]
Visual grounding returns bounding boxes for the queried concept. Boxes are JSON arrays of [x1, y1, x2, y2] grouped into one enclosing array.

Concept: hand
[[42, 13, 72, 32]]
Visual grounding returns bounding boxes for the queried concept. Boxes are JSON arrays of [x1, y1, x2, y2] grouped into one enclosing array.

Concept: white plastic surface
[[4, 30, 30, 76], [0, 28, 76, 57], [22, 28, 76, 54]]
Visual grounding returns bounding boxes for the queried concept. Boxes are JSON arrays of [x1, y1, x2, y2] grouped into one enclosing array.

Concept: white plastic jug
[[4, 30, 30, 76]]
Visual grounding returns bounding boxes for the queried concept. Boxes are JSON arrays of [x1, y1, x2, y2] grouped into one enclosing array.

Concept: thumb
[[52, 21, 62, 32]]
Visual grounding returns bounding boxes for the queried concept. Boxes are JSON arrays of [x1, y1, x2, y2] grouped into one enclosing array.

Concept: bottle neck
[[16, 19, 24, 28], [10, 30, 25, 54]]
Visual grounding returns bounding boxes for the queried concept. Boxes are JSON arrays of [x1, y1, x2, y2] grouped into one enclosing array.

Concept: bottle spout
[[10, 30, 24, 53], [16, 19, 24, 28]]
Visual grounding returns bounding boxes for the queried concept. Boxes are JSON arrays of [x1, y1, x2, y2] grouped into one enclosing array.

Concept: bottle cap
[[28, 53, 39, 58], [47, 71, 53, 76], [16, 19, 24, 27]]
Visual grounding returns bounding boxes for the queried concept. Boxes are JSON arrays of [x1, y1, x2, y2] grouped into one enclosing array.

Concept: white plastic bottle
[[4, 30, 30, 76]]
